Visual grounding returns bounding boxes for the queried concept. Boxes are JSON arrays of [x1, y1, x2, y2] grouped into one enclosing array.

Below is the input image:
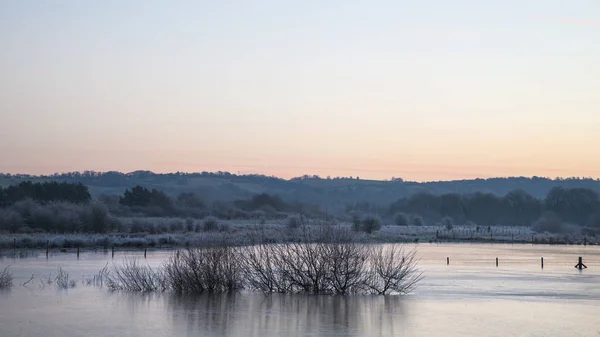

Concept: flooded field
[[1, 243, 599, 337]]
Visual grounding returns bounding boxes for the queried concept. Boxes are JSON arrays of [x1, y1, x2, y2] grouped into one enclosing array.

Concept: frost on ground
[[0, 219, 595, 252]]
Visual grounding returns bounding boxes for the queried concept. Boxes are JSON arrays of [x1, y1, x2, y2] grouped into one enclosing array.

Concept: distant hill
[[1, 171, 600, 211]]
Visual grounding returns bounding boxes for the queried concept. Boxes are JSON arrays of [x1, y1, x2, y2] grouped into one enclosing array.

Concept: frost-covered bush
[[393, 213, 410, 226], [441, 216, 454, 230], [411, 215, 425, 226], [286, 214, 303, 229], [360, 214, 382, 234], [203, 217, 219, 232]]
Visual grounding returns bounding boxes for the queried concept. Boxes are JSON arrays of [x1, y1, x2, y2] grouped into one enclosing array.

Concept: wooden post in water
[[583, 237, 587, 246], [541, 257, 544, 269], [446, 257, 450, 265], [575, 257, 587, 270], [46, 240, 49, 259], [111, 246, 115, 259], [496, 257, 498, 267], [13, 238, 16, 257], [144, 248, 147, 259], [77, 246, 80, 259]]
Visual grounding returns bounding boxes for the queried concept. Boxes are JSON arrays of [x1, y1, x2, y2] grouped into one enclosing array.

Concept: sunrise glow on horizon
[[1, 1, 599, 182]]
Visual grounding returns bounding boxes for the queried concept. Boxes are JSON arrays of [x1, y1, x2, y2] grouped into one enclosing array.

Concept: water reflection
[[164, 293, 408, 337]]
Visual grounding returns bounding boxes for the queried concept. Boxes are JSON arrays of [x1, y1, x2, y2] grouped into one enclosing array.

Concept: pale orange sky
[[1, 1, 600, 182]]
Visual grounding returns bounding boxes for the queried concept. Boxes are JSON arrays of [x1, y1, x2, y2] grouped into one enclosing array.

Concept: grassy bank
[[1, 220, 597, 254]]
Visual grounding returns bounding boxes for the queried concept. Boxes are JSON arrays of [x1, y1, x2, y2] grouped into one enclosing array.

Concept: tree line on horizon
[[2, 171, 600, 205], [0, 181, 599, 235]]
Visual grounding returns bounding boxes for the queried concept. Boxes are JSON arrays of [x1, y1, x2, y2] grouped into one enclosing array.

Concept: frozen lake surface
[[1, 243, 599, 337]]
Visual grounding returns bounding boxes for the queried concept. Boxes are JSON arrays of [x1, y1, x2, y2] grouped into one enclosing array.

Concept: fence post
[[111, 246, 115, 259], [13, 238, 16, 257], [496, 257, 498, 267], [77, 246, 80, 259], [541, 257, 544, 269], [575, 257, 587, 270], [446, 257, 450, 265], [144, 248, 147, 259], [46, 240, 49, 259]]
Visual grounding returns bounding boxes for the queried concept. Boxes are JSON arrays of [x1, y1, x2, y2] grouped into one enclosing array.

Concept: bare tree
[[365, 246, 423, 295], [106, 258, 167, 292], [323, 243, 370, 294]]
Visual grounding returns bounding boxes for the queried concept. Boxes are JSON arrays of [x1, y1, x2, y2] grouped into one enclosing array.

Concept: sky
[[1, 1, 599, 182]]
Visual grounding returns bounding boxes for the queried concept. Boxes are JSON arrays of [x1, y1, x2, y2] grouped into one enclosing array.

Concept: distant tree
[[360, 214, 382, 234], [119, 186, 173, 211], [286, 214, 303, 229], [0, 181, 91, 206], [441, 216, 454, 230], [393, 212, 410, 226], [532, 211, 564, 233], [411, 215, 424, 226], [545, 187, 599, 225], [502, 189, 541, 225], [176, 192, 205, 209], [202, 216, 219, 232]]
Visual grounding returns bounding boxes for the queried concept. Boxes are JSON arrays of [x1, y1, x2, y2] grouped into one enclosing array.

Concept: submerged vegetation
[[0, 266, 12, 289], [105, 227, 422, 296], [106, 244, 421, 296]]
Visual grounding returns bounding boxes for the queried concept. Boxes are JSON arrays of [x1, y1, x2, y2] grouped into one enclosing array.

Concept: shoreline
[[1, 223, 597, 252]]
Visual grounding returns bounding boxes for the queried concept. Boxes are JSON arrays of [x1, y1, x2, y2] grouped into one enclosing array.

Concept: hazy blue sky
[[1, 1, 599, 181]]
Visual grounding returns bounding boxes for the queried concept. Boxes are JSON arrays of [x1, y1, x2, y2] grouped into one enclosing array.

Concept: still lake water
[[1, 244, 599, 337]]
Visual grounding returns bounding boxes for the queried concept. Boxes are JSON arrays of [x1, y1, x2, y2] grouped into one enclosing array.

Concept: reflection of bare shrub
[[364, 246, 422, 295], [0, 266, 13, 289]]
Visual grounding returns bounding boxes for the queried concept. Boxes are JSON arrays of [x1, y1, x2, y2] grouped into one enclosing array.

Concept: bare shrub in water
[[106, 229, 421, 296], [322, 242, 370, 294], [242, 242, 419, 295], [56, 267, 76, 289], [364, 246, 422, 295], [239, 244, 291, 293], [163, 246, 243, 293], [0, 266, 13, 289], [106, 258, 167, 292]]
